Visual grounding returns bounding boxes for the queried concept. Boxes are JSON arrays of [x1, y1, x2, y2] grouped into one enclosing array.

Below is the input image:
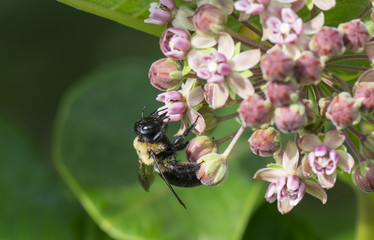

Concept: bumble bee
[[133, 108, 201, 208]]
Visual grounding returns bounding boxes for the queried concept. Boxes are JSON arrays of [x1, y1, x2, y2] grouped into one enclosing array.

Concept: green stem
[[225, 28, 270, 52], [223, 126, 246, 157], [355, 191, 374, 240]]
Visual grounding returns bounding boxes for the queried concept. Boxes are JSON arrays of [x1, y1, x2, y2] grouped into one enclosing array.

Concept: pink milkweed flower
[[157, 79, 207, 134], [234, 0, 267, 22], [188, 32, 260, 109], [298, 130, 355, 189], [266, 7, 303, 45], [292, 0, 336, 11], [144, 0, 176, 25], [160, 28, 191, 60], [254, 141, 327, 214]]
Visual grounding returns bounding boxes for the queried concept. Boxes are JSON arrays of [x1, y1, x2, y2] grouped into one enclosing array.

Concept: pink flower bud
[[294, 52, 323, 85], [144, 0, 176, 25], [361, 132, 374, 159], [239, 94, 272, 128], [274, 102, 307, 133], [354, 82, 374, 113], [160, 28, 191, 60], [196, 153, 227, 186], [149, 58, 183, 91], [193, 4, 226, 35], [309, 27, 344, 59], [326, 92, 361, 129], [339, 19, 370, 52], [186, 136, 217, 163], [353, 160, 374, 193], [264, 81, 298, 107], [261, 49, 294, 82], [249, 128, 280, 157], [318, 97, 333, 118]]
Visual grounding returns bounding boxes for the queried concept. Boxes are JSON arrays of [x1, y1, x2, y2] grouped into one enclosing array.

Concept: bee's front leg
[[172, 117, 199, 151]]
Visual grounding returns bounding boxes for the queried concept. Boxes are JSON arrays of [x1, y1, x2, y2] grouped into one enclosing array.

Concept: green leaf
[[324, 0, 371, 27], [0, 118, 111, 239], [57, 0, 165, 36], [53, 59, 265, 240]]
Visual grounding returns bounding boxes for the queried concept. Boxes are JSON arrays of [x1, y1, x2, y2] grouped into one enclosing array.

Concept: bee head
[[134, 111, 167, 136]]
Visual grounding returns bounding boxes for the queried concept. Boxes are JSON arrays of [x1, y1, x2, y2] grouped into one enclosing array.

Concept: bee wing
[[138, 159, 155, 191]]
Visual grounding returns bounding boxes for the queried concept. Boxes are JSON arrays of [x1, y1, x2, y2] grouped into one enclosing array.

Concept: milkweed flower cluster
[[145, 0, 374, 214]]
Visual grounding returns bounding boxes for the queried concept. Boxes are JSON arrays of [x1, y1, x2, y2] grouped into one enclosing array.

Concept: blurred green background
[[0, 0, 362, 239]]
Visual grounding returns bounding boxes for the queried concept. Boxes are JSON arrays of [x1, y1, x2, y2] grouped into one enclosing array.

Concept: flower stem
[[356, 2, 373, 19], [343, 130, 366, 162], [348, 126, 368, 142], [321, 77, 343, 92], [215, 130, 238, 147], [362, 115, 374, 125], [323, 70, 352, 92], [225, 28, 270, 52], [355, 191, 374, 240], [327, 64, 370, 72], [218, 112, 239, 122], [327, 54, 369, 63], [230, 13, 263, 38], [223, 126, 246, 157]]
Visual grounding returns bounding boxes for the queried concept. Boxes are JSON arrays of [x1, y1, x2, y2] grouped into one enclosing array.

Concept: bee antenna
[[142, 106, 146, 119], [149, 107, 168, 117]]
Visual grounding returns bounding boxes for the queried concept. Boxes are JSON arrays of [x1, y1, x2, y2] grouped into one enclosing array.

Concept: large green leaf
[[53, 59, 264, 240], [0, 118, 111, 240]]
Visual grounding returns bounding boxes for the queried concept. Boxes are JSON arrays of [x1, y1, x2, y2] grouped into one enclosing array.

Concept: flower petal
[[186, 108, 206, 134], [186, 85, 204, 107], [304, 179, 327, 204], [357, 68, 374, 83], [323, 129, 345, 149], [191, 34, 217, 49], [283, 141, 299, 173], [298, 133, 322, 152], [253, 167, 285, 183], [230, 49, 261, 71], [312, 0, 336, 11], [336, 150, 355, 174], [317, 172, 336, 189], [277, 197, 293, 214], [301, 154, 313, 178], [226, 73, 254, 99], [204, 82, 229, 109], [218, 32, 235, 59], [291, 0, 306, 12], [303, 12, 324, 35]]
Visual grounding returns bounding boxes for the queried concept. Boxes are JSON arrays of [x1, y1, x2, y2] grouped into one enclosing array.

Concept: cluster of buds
[[144, 0, 374, 214]]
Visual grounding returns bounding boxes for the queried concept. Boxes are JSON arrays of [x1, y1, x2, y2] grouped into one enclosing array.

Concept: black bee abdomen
[[160, 160, 202, 187]]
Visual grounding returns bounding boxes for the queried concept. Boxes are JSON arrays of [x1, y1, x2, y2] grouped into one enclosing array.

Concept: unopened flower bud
[[196, 153, 227, 186], [149, 58, 183, 91], [160, 28, 191, 60], [261, 49, 294, 82], [193, 4, 226, 35], [353, 160, 374, 193], [326, 92, 361, 129], [294, 52, 323, 85], [274, 102, 307, 133], [354, 69, 374, 113], [264, 81, 298, 107], [186, 136, 217, 163], [318, 97, 332, 118], [309, 27, 344, 59], [361, 132, 374, 159], [198, 105, 219, 135], [302, 99, 316, 126], [249, 128, 281, 157], [339, 19, 370, 52], [239, 94, 272, 128]]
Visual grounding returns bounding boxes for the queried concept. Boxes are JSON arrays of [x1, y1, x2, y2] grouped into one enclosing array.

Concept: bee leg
[[152, 122, 168, 142], [173, 117, 199, 150], [148, 149, 187, 209]]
